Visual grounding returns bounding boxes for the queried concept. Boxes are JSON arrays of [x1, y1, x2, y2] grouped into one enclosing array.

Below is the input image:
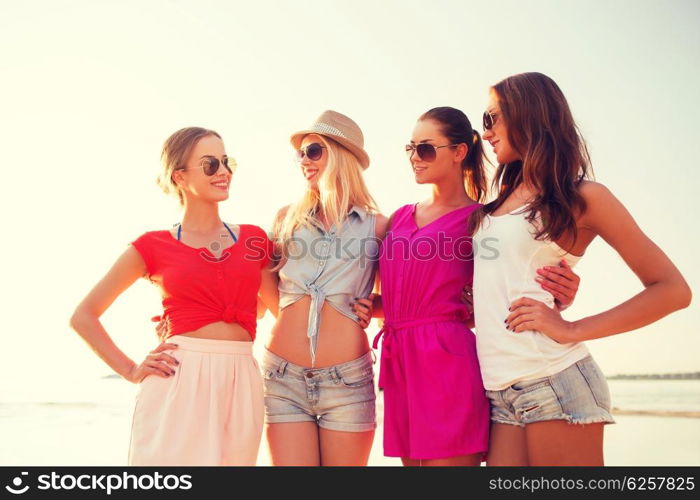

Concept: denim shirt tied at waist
[[278, 205, 378, 366]]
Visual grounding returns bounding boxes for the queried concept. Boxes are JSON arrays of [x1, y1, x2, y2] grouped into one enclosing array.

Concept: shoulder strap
[[223, 222, 238, 242]]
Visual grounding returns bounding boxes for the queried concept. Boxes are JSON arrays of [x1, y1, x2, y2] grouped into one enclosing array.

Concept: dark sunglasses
[[296, 143, 326, 162], [482, 110, 498, 131], [405, 143, 460, 162], [179, 156, 235, 176]]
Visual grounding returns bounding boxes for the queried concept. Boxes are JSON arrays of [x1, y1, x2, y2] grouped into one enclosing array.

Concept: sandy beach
[[2, 386, 698, 466], [256, 394, 700, 466]]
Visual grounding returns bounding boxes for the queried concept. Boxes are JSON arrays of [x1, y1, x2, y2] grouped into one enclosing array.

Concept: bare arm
[[257, 205, 289, 318], [352, 212, 390, 325], [69, 246, 178, 382], [569, 182, 691, 339], [259, 263, 280, 318], [507, 182, 692, 342]]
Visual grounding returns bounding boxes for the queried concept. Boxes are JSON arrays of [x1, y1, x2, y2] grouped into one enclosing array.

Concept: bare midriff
[[267, 295, 370, 368], [175, 321, 252, 341]]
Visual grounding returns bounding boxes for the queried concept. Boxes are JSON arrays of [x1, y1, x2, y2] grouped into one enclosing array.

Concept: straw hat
[[290, 110, 370, 169]]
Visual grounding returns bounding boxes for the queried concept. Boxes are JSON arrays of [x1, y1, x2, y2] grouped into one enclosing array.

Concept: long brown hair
[[420, 106, 488, 203], [469, 72, 593, 244]]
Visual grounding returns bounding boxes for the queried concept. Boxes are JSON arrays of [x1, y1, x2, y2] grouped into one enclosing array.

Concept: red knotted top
[[131, 224, 273, 340]]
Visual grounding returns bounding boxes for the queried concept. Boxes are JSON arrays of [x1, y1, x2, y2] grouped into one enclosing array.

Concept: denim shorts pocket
[[261, 355, 283, 381], [510, 377, 550, 394], [575, 357, 611, 411], [339, 367, 374, 388]]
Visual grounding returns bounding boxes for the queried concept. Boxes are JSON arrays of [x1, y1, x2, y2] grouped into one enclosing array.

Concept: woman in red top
[[70, 127, 275, 465]]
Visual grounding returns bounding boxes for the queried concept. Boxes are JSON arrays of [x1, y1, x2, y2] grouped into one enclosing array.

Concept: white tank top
[[472, 205, 589, 390]]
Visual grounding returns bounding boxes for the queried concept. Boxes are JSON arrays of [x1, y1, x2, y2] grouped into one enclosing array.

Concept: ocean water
[[608, 379, 700, 413], [1, 377, 699, 465]]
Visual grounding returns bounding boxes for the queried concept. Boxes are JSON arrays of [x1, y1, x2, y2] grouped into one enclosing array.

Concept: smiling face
[[298, 134, 328, 189], [173, 134, 232, 204], [408, 119, 466, 185], [482, 89, 520, 165]]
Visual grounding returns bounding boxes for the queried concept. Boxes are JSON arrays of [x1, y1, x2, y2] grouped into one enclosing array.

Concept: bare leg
[[401, 457, 421, 466], [486, 423, 528, 466], [422, 453, 482, 467], [318, 428, 375, 466], [267, 422, 320, 466], [526, 420, 604, 466]]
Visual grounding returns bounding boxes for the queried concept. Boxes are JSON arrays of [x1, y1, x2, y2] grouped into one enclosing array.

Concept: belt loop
[[278, 360, 288, 377], [331, 366, 340, 384], [370, 349, 377, 365]]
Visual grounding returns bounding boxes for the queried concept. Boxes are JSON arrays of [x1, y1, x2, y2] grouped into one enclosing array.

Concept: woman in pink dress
[[353, 107, 581, 466], [371, 107, 489, 465]]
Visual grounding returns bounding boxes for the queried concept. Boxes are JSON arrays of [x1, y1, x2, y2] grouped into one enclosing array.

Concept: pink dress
[[374, 203, 489, 459]]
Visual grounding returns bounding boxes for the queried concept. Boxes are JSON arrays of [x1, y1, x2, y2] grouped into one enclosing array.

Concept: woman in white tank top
[[472, 72, 691, 466]]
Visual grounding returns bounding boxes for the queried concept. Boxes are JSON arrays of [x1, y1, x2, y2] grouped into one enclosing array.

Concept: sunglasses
[[482, 110, 499, 131], [405, 143, 460, 162], [296, 143, 326, 162], [179, 156, 235, 176]]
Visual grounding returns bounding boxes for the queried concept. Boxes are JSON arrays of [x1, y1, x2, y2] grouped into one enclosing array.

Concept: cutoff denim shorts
[[262, 348, 377, 432], [485, 355, 616, 427]]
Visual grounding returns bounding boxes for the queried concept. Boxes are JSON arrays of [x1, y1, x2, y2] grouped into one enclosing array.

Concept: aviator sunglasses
[[404, 143, 460, 162], [482, 110, 498, 131], [296, 142, 327, 162], [178, 156, 235, 176]]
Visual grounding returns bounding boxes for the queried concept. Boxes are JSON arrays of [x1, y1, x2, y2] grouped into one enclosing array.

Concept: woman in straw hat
[[258, 110, 389, 466]]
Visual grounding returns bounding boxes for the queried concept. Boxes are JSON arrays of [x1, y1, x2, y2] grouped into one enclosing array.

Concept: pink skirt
[[128, 336, 264, 466], [377, 320, 489, 460]]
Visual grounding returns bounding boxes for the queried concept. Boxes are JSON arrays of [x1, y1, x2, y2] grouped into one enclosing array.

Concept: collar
[[309, 204, 368, 232], [349, 204, 368, 222]]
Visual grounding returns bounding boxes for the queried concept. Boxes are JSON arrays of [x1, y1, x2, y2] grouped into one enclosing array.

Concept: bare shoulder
[[577, 180, 638, 235], [578, 181, 620, 225], [274, 204, 292, 224], [277, 204, 292, 217], [578, 180, 615, 204], [374, 213, 390, 239], [270, 204, 292, 239]]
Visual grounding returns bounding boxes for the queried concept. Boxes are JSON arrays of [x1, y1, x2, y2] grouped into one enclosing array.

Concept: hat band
[[309, 122, 348, 139]]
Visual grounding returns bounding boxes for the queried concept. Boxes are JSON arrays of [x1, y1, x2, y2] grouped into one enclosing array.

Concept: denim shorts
[[485, 355, 615, 427], [262, 348, 376, 432]]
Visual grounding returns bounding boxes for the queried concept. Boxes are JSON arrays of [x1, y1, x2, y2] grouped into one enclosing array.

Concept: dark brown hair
[[469, 72, 593, 244], [157, 127, 222, 205], [420, 106, 488, 203]]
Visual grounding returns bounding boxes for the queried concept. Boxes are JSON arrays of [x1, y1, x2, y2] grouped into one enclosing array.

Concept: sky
[[1, 0, 699, 399]]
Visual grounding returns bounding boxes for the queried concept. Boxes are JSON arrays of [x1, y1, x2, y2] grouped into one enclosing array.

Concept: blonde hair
[[157, 127, 222, 205], [275, 135, 378, 263]]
